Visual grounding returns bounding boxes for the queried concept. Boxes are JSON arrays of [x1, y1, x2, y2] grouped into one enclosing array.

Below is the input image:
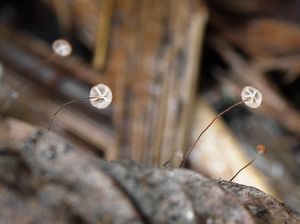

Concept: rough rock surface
[[218, 180, 300, 224], [0, 119, 299, 224]]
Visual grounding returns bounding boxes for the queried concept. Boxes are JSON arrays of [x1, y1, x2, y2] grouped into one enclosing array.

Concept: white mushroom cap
[[241, 86, 263, 109], [89, 84, 113, 109], [52, 39, 72, 57]]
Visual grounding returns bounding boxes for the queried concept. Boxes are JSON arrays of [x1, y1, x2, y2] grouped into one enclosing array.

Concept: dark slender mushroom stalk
[[179, 86, 263, 168], [163, 150, 184, 168], [48, 84, 113, 131], [229, 144, 267, 182]]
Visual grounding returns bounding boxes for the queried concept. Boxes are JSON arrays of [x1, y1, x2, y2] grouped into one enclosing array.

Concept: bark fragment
[[0, 119, 299, 224]]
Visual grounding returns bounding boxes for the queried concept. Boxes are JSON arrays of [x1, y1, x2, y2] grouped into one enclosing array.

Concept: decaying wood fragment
[[218, 180, 300, 224], [0, 118, 299, 224], [222, 19, 300, 58], [0, 119, 142, 224]]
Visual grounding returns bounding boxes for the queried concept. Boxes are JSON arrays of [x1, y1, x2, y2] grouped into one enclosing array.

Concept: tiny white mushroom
[[229, 144, 268, 182], [52, 39, 72, 57], [180, 86, 263, 168], [241, 86, 262, 109], [89, 84, 113, 109], [48, 84, 112, 131]]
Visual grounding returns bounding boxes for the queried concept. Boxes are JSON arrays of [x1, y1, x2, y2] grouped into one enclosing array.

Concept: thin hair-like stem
[[162, 159, 170, 167], [179, 100, 245, 168], [48, 96, 96, 131], [229, 154, 257, 182]]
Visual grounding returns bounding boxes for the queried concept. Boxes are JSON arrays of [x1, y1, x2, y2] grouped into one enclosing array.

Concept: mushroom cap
[[89, 84, 113, 109], [52, 39, 72, 57], [256, 144, 267, 154], [241, 86, 263, 109]]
